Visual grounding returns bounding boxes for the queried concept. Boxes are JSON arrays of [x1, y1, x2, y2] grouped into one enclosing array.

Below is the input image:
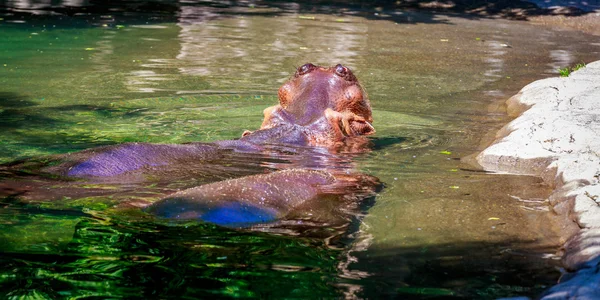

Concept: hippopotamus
[[246, 62, 375, 143], [0, 63, 379, 229]]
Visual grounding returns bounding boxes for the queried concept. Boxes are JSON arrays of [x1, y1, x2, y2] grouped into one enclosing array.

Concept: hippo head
[[250, 63, 375, 147], [278, 63, 373, 128]]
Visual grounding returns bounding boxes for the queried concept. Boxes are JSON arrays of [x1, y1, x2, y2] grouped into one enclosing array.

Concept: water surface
[[1, 1, 600, 299]]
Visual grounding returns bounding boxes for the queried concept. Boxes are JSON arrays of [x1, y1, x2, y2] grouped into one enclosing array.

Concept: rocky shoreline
[[476, 61, 600, 298]]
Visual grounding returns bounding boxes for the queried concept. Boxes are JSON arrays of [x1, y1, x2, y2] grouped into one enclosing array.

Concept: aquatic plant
[[558, 63, 586, 77]]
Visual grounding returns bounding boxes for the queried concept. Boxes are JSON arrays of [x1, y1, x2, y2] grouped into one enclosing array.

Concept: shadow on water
[[0, 215, 347, 298], [0, 92, 153, 159], [0, 0, 596, 29], [348, 240, 562, 299], [0, 93, 63, 130], [0, 92, 38, 109], [0, 214, 561, 299], [0, 92, 68, 158], [371, 136, 410, 151]]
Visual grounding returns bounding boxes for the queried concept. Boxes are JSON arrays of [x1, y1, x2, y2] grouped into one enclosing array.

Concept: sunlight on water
[[1, 1, 600, 299]]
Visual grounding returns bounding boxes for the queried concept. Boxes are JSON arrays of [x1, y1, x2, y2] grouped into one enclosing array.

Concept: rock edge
[[476, 60, 600, 299]]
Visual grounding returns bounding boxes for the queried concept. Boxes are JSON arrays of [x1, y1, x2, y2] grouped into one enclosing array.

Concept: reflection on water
[[176, 5, 366, 86], [1, 1, 600, 299], [548, 49, 576, 73]]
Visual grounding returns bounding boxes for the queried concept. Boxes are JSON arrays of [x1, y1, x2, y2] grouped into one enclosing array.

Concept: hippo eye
[[297, 63, 316, 76], [334, 64, 349, 77]]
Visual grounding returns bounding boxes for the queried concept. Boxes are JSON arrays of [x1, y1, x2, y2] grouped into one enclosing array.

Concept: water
[[1, 1, 600, 298]]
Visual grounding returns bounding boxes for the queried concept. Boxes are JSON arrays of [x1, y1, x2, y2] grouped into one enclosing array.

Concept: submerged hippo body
[[1, 64, 379, 229]]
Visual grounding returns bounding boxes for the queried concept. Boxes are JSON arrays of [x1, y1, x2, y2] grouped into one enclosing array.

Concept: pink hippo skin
[[1, 64, 379, 228]]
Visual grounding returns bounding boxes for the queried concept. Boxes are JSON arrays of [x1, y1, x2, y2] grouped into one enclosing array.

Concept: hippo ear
[[350, 119, 375, 136]]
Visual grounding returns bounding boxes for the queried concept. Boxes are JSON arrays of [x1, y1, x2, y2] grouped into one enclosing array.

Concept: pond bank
[[475, 60, 600, 298]]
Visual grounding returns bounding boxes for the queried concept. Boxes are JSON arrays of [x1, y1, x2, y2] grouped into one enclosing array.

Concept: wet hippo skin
[[40, 64, 374, 179], [146, 169, 335, 227], [1, 64, 380, 228], [252, 63, 375, 144], [146, 63, 378, 227]]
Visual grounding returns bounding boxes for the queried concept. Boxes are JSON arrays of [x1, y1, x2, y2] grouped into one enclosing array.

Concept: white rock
[[475, 60, 600, 298]]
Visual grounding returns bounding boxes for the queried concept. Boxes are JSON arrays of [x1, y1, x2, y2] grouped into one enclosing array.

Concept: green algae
[[0, 216, 342, 299], [0, 94, 275, 163], [0, 214, 80, 253]]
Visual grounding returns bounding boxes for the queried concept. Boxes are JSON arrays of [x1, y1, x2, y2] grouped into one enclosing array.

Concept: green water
[[2, 1, 600, 299]]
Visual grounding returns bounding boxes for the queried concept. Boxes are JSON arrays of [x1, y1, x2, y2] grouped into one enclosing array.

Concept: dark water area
[[1, 1, 600, 299]]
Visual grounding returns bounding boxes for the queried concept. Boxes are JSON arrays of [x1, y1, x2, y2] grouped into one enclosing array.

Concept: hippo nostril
[[297, 63, 316, 75], [335, 64, 349, 77]]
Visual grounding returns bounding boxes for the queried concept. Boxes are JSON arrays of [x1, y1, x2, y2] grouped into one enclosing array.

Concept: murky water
[[1, 1, 600, 299]]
